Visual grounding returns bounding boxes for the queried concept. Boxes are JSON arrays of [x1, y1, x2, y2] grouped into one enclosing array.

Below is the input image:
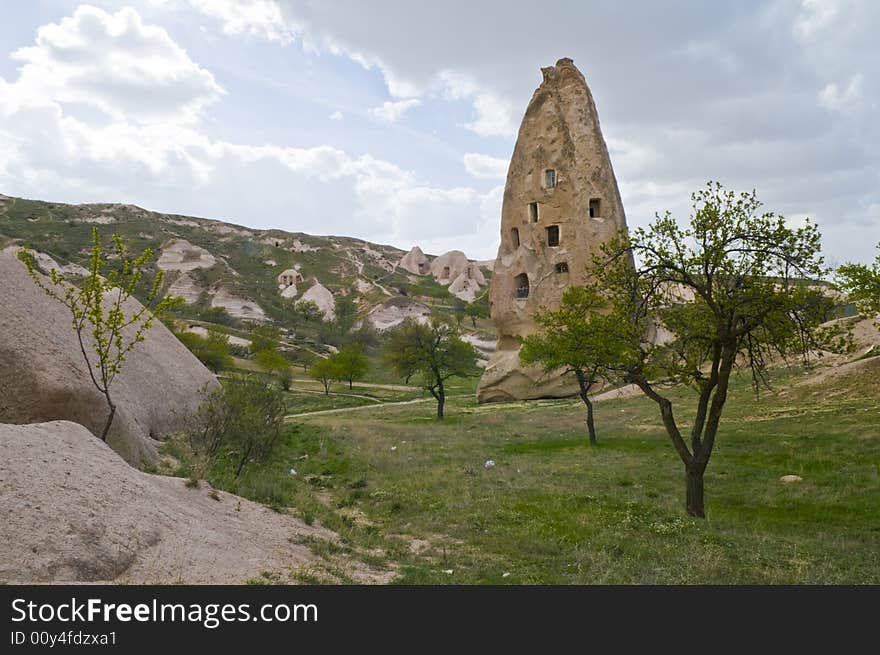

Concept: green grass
[[161, 362, 880, 584]]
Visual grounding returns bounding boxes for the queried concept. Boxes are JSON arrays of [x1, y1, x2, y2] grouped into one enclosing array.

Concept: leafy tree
[[198, 305, 236, 327], [349, 322, 380, 352], [597, 182, 833, 517], [520, 287, 630, 444], [330, 344, 369, 389], [250, 324, 281, 355], [465, 302, 483, 328], [177, 326, 232, 372], [278, 366, 294, 391], [189, 376, 287, 478], [334, 296, 358, 334], [383, 318, 480, 418], [255, 348, 289, 375], [295, 299, 323, 323], [837, 243, 880, 316], [18, 228, 179, 441], [309, 356, 339, 394]]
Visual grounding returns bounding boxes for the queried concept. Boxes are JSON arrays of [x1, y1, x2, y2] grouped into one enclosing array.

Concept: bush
[[189, 376, 288, 478], [176, 327, 232, 372]]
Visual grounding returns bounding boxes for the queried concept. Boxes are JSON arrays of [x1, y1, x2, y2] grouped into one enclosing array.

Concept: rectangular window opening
[[528, 202, 538, 223], [511, 228, 520, 249], [546, 225, 560, 247], [545, 169, 557, 189], [589, 198, 601, 218]]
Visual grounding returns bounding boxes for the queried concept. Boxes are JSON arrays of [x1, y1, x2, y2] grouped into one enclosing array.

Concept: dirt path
[[289, 387, 382, 403], [285, 395, 470, 419], [286, 384, 640, 420], [300, 379, 420, 392]]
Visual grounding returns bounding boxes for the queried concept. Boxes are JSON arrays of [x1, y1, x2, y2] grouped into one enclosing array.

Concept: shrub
[[190, 376, 288, 478]]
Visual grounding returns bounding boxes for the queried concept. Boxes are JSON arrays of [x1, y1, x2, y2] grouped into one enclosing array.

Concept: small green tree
[[309, 356, 339, 394], [278, 366, 294, 391], [383, 318, 480, 418], [331, 344, 369, 389], [465, 302, 483, 328], [189, 375, 287, 478], [295, 299, 323, 323], [520, 287, 630, 444], [178, 327, 232, 372], [18, 228, 179, 441], [250, 324, 281, 355], [255, 348, 289, 375], [837, 243, 880, 316], [597, 182, 833, 517], [334, 296, 358, 335]]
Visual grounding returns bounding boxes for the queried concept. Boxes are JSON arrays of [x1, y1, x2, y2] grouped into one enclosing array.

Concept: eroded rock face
[[0, 248, 218, 464], [156, 239, 216, 272], [0, 421, 386, 583], [301, 280, 336, 320], [477, 58, 629, 403], [398, 246, 430, 275]]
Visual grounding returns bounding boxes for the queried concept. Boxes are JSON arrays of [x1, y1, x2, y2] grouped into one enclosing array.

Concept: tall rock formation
[[476, 58, 629, 403], [398, 246, 430, 275]]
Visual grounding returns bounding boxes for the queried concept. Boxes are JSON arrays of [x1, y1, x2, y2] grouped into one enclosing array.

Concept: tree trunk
[[100, 395, 116, 442], [686, 467, 705, 518], [349, 378, 353, 390], [585, 397, 596, 445], [235, 443, 254, 478], [436, 380, 445, 419], [575, 370, 596, 445]]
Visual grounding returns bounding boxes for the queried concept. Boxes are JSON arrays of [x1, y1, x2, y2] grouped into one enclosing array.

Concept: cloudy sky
[[0, 1, 877, 263]]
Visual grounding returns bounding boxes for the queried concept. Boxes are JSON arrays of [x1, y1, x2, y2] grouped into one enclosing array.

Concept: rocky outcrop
[[429, 250, 469, 282], [398, 246, 430, 275], [0, 248, 218, 465], [301, 281, 336, 321], [365, 298, 432, 330], [477, 58, 629, 402], [447, 265, 487, 302], [210, 287, 267, 322], [0, 421, 386, 583], [156, 239, 216, 272]]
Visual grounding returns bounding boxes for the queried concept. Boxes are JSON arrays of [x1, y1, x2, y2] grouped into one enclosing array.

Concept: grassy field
[[161, 362, 880, 584]]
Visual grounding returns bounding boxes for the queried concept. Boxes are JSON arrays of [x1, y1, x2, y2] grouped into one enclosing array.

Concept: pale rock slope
[[0, 248, 218, 465], [0, 421, 388, 584]]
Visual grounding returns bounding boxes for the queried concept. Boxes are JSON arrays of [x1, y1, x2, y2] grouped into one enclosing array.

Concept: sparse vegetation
[[383, 318, 480, 418], [162, 362, 880, 584], [838, 242, 880, 316], [520, 286, 630, 444], [17, 227, 179, 441], [188, 375, 287, 478]]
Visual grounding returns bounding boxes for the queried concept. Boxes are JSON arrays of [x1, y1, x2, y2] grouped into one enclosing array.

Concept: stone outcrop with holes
[[477, 58, 629, 402]]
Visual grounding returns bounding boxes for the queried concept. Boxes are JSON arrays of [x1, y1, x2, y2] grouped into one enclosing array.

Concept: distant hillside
[[0, 193, 493, 325]]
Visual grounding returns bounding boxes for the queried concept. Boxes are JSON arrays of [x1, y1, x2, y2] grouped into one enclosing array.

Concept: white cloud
[[464, 93, 517, 138], [794, 0, 841, 39], [150, 0, 294, 42], [11, 5, 223, 125], [463, 153, 509, 180], [0, 6, 502, 259], [818, 74, 863, 113], [369, 98, 420, 123], [329, 110, 343, 120]]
